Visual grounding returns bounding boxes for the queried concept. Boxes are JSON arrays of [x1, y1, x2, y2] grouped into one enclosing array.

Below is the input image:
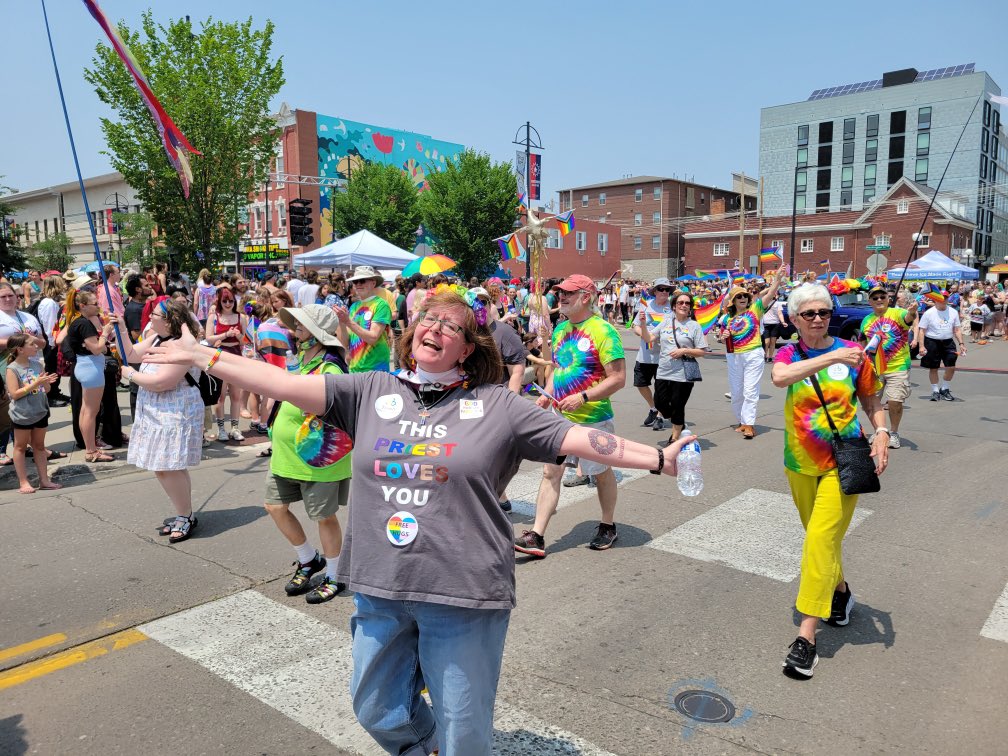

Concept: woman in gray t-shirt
[[648, 291, 707, 445]]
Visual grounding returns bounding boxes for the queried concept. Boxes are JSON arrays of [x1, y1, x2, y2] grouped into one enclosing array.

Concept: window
[[275, 141, 285, 177], [840, 190, 852, 209], [266, 205, 272, 234], [633, 236, 642, 251], [816, 192, 830, 211], [983, 99, 991, 127], [915, 158, 929, 182], [581, 194, 589, 207], [796, 169, 807, 191], [652, 212, 661, 225], [917, 132, 930, 156], [864, 188, 876, 203], [42, 219, 48, 238], [916, 233, 930, 247], [817, 168, 831, 191], [713, 242, 730, 256], [918, 106, 932, 131], [801, 238, 814, 253], [865, 138, 878, 162], [634, 213, 642, 226], [797, 148, 808, 167], [890, 110, 907, 134], [897, 199, 910, 214], [653, 186, 662, 200], [798, 124, 809, 146], [576, 231, 587, 251], [599, 192, 606, 205], [685, 187, 695, 208], [819, 121, 834, 143], [982, 128, 989, 153], [818, 145, 832, 165], [546, 228, 562, 249], [831, 237, 845, 251], [887, 160, 904, 186], [864, 164, 877, 186], [652, 235, 660, 250], [796, 194, 807, 212], [841, 166, 853, 189], [277, 202, 286, 230], [889, 136, 905, 160], [771, 239, 785, 255], [867, 113, 879, 138], [842, 142, 854, 164], [875, 233, 891, 247], [843, 118, 856, 140], [980, 154, 988, 179], [598, 233, 608, 254], [635, 188, 643, 202]]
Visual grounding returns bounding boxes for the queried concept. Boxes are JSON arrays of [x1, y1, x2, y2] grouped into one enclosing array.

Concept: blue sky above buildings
[[4, 0, 1006, 202]]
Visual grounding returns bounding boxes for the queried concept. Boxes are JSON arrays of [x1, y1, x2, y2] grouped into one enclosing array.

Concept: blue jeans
[[350, 593, 511, 756]]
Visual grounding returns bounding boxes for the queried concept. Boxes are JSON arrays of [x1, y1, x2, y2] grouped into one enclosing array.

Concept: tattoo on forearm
[[618, 437, 625, 460], [588, 429, 618, 456]]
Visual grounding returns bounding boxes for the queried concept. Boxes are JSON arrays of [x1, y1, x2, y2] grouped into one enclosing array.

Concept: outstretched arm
[[560, 426, 695, 480]]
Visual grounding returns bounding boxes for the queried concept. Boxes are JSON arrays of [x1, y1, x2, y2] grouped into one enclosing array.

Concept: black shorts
[[12, 412, 50, 431], [763, 323, 782, 339], [633, 361, 659, 388], [920, 337, 958, 368], [970, 322, 983, 334]]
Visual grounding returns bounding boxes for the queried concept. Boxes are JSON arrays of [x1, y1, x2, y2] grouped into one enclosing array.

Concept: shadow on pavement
[[0, 714, 28, 756], [530, 520, 654, 558], [184, 504, 268, 539], [791, 601, 896, 658]]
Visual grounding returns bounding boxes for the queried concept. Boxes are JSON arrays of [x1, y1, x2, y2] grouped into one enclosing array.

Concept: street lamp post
[[788, 163, 814, 274], [512, 122, 543, 280]]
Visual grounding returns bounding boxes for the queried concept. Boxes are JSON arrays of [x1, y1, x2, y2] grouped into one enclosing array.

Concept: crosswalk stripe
[[504, 467, 649, 518], [981, 583, 1008, 643], [140, 590, 616, 755], [648, 488, 873, 582]]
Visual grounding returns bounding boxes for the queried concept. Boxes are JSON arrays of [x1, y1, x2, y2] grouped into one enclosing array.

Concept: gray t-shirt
[[490, 320, 527, 384], [651, 317, 707, 382], [635, 300, 672, 364], [7, 357, 49, 424], [323, 371, 573, 609]]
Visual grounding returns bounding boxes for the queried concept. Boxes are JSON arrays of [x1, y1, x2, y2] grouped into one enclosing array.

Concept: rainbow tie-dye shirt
[[725, 299, 766, 352], [347, 296, 392, 373], [551, 315, 624, 424], [775, 338, 882, 476], [859, 307, 911, 375]]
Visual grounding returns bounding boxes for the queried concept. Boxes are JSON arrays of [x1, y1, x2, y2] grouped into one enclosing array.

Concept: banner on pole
[[529, 153, 541, 200]]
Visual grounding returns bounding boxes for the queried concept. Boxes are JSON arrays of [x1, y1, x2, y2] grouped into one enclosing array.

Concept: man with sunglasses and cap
[[515, 274, 627, 557], [335, 265, 393, 373], [859, 284, 917, 449], [631, 277, 674, 431]]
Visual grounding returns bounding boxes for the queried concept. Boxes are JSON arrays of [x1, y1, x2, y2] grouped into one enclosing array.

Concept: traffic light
[[289, 198, 314, 246]]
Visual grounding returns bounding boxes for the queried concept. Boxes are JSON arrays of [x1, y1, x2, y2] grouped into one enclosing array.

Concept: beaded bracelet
[[205, 347, 223, 372]]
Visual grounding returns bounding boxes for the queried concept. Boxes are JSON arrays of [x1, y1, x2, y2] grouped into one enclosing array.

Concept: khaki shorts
[[264, 471, 349, 521], [879, 370, 911, 403], [563, 418, 615, 477]]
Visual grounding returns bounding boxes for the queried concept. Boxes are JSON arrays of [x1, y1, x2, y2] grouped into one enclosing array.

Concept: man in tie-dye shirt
[[515, 274, 626, 559], [336, 266, 392, 373], [858, 285, 917, 449]]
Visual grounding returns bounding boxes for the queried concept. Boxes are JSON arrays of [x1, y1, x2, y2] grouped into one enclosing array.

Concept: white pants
[[727, 350, 765, 425]]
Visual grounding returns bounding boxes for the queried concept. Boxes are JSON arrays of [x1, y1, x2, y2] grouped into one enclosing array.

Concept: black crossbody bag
[[671, 322, 702, 382], [794, 344, 880, 495]]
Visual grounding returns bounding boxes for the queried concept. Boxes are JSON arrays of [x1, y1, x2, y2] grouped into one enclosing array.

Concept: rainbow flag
[[83, 0, 201, 197], [555, 210, 575, 237], [694, 298, 723, 334], [516, 177, 528, 210], [759, 247, 782, 265], [695, 269, 718, 279], [818, 259, 831, 267], [496, 233, 525, 261]]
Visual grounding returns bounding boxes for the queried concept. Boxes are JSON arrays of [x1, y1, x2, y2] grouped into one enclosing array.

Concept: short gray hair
[[787, 283, 831, 315]]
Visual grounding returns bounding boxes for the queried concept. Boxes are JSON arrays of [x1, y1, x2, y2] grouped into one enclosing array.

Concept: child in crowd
[[4, 333, 61, 494], [967, 294, 990, 344]]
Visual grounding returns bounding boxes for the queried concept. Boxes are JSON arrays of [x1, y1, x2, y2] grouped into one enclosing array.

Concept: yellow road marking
[[0, 633, 68, 663], [0, 629, 147, 690]]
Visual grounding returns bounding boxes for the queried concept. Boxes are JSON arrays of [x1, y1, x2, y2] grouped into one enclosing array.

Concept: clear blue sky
[[3, 0, 1005, 203]]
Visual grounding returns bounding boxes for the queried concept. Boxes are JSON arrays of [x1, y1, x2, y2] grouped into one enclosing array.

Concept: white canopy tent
[[886, 250, 979, 280], [292, 230, 417, 270]]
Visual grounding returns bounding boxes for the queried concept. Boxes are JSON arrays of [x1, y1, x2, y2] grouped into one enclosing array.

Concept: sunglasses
[[798, 309, 833, 321], [675, 300, 691, 306], [654, 287, 671, 293], [869, 295, 888, 301]]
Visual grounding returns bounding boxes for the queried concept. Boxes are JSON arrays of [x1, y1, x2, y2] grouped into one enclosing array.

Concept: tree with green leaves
[[28, 232, 75, 274], [111, 210, 157, 266], [330, 162, 422, 251], [83, 12, 283, 273], [419, 150, 517, 280], [0, 179, 27, 272]]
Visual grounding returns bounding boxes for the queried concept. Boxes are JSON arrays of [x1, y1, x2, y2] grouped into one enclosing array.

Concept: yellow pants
[[785, 468, 859, 619]]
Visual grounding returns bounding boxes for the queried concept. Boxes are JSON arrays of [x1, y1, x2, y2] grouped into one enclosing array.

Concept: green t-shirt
[[550, 314, 624, 424], [269, 353, 353, 481], [859, 307, 911, 374], [347, 296, 392, 373]]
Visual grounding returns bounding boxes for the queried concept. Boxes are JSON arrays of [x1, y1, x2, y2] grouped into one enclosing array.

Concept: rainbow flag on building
[[555, 210, 575, 237], [759, 247, 782, 265], [496, 233, 526, 261]]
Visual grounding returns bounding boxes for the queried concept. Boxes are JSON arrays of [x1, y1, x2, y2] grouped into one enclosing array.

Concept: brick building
[[499, 214, 621, 282], [556, 175, 756, 281], [683, 177, 975, 276]]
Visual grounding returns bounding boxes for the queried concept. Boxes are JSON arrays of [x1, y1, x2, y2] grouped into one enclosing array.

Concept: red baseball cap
[[555, 274, 597, 293]]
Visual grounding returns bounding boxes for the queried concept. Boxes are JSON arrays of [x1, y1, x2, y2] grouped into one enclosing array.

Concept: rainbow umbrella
[[401, 254, 457, 278]]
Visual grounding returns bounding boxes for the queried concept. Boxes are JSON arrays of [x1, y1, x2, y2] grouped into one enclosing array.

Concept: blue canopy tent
[[675, 274, 700, 282], [885, 250, 979, 280]]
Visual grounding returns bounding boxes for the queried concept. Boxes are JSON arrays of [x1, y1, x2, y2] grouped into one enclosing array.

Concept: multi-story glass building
[[759, 64, 1006, 271]]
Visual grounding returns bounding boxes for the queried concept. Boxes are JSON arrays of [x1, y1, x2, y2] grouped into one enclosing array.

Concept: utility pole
[[738, 172, 746, 273], [757, 177, 764, 271]]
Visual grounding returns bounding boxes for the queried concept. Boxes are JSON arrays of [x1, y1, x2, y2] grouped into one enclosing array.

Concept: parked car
[[778, 291, 872, 342]]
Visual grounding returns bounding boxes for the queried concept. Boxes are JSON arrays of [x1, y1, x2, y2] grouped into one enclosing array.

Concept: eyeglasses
[[675, 300, 691, 307], [654, 287, 671, 293], [797, 309, 833, 321], [418, 312, 464, 335]]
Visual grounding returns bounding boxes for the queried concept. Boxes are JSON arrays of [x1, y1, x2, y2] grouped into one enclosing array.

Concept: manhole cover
[[672, 689, 736, 723]]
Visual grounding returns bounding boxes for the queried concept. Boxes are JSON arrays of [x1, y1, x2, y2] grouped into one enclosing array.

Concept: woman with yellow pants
[[771, 283, 890, 678]]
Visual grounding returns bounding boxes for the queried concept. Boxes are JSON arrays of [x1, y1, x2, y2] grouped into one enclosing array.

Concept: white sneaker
[[229, 427, 245, 442], [888, 431, 901, 449], [216, 425, 228, 442], [724, 392, 732, 399]]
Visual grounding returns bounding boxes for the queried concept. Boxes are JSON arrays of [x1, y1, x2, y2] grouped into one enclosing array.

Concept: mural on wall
[[316, 113, 465, 243]]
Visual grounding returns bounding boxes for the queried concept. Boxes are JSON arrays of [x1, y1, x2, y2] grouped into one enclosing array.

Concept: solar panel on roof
[[810, 64, 974, 99]]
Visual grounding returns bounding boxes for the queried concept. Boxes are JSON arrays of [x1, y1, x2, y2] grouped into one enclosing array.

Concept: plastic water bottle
[[676, 436, 704, 497], [285, 349, 299, 372]]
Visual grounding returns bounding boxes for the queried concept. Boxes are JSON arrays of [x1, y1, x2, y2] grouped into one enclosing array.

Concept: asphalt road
[[2, 332, 1006, 755]]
